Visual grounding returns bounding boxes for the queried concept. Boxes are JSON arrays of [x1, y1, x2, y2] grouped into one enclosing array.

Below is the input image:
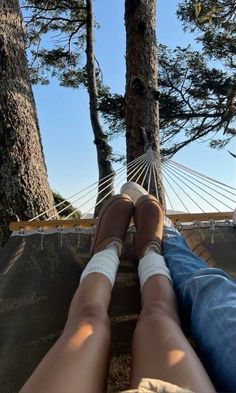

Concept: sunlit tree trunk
[[0, 0, 57, 247], [125, 0, 165, 207]]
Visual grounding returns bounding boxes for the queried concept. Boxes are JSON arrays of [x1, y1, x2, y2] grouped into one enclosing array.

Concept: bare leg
[[19, 194, 134, 393], [130, 274, 216, 392], [20, 273, 112, 393]]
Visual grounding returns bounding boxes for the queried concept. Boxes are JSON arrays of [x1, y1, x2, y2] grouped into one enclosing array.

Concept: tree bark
[[86, 0, 114, 217], [0, 0, 57, 247], [125, 0, 165, 208]]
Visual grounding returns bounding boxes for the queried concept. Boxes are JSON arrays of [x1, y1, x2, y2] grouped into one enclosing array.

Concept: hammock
[[0, 150, 235, 392]]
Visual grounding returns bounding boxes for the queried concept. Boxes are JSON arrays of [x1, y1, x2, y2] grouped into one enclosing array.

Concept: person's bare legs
[[20, 273, 112, 393], [130, 195, 215, 392], [130, 273, 215, 392], [19, 194, 134, 393]]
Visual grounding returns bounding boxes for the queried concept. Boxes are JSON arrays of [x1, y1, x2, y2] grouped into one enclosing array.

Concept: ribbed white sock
[[138, 248, 172, 290], [80, 242, 120, 287]]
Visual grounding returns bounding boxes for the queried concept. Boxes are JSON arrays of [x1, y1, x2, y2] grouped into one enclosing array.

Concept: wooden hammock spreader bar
[[168, 211, 233, 224], [9, 219, 97, 232], [9, 211, 233, 232]]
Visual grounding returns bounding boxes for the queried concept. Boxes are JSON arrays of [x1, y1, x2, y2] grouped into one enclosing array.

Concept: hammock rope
[[32, 153, 146, 221], [162, 170, 190, 214], [79, 155, 151, 220], [164, 164, 231, 211], [169, 160, 236, 194], [165, 161, 236, 205], [12, 148, 234, 233]]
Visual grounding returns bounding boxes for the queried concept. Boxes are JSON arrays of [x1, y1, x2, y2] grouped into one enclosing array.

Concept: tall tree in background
[[23, 0, 114, 213], [0, 0, 57, 247], [86, 0, 114, 215], [124, 0, 165, 206]]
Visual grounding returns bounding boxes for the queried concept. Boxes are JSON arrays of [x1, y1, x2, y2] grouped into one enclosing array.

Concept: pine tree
[[86, 0, 114, 216], [124, 0, 165, 206], [0, 0, 57, 246]]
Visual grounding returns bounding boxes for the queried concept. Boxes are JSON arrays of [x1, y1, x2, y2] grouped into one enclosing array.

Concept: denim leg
[[163, 227, 236, 392], [162, 227, 208, 292]]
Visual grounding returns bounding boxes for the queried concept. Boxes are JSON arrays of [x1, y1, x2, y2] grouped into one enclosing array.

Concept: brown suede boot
[[91, 194, 134, 256], [134, 195, 164, 259]]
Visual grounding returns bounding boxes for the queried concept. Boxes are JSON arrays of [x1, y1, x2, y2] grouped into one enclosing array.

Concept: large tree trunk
[[0, 0, 57, 247], [86, 0, 114, 217], [125, 0, 165, 207]]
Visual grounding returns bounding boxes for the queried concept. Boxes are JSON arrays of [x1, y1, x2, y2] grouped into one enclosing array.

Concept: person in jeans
[[121, 181, 236, 392], [163, 226, 236, 392], [19, 193, 215, 393]]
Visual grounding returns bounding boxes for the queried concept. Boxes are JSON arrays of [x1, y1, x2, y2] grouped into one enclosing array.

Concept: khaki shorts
[[121, 378, 194, 393]]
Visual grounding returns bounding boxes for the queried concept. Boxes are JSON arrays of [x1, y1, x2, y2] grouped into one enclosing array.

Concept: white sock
[[80, 242, 120, 287], [138, 247, 172, 290]]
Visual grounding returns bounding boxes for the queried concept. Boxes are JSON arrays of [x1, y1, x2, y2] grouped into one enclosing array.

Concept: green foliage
[[59, 67, 88, 88], [98, 93, 125, 137], [22, 0, 87, 84], [175, 0, 236, 155], [177, 0, 236, 68], [22, 1, 109, 94], [53, 191, 81, 218], [98, 45, 236, 156]]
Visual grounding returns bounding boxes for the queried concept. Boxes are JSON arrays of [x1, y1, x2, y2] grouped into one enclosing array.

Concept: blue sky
[[32, 0, 235, 209]]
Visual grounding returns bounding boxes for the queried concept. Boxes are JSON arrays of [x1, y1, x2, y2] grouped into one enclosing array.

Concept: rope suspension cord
[[135, 159, 150, 184], [56, 154, 148, 219], [170, 160, 236, 195], [30, 163, 118, 221], [141, 159, 152, 188], [64, 154, 149, 220], [152, 162, 176, 212], [162, 170, 191, 214], [152, 165, 159, 200], [32, 153, 146, 221], [162, 166, 220, 213], [77, 154, 150, 220], [166, 161, 236, 206], [162, 165, 206, 212], [124, 155, 149, 183], [165, 187, 176, 214], [79, 189, 113, 220], [14, 149, 234, 231], [81, 153, 160, 220], [147, 161, 153, 194], [145, 155, 164, 199], [164, 162, 235, 211]]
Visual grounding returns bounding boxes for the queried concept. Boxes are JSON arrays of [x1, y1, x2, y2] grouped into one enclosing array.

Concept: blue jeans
[[163, 227, 236, 392]]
